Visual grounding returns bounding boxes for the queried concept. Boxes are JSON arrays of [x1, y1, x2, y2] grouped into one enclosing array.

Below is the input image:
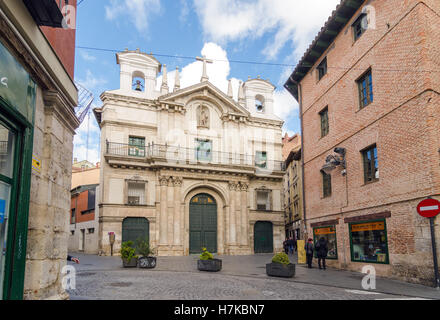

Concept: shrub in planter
[[197, 248, 222, 272], [266, 252, 295, 278], [121, 241, 138, 268], [135, 237, 157, 269]]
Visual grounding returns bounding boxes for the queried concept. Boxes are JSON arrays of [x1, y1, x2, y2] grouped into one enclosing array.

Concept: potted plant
[[135, 237, 157, 269], [120, 241, 138, 268], [197, 248, 222, 272], [266, 252, 295, 278]]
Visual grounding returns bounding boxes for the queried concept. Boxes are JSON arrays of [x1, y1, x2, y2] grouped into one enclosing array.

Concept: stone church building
[[94, 50, 286, 256]]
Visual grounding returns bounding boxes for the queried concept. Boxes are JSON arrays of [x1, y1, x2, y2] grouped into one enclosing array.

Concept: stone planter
[[122, 257, 138, 268], [138, 256, 157, 269], [197, 259, 222, 272], [266, 263, 295, 278]]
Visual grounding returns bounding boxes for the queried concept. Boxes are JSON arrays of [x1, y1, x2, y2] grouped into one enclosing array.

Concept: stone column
[[159, 176, 168, 245], [173, 177, 182, 246], [240, 182, 249, 246], [228, 182, 237, 244], [167, 179, 174, 246]]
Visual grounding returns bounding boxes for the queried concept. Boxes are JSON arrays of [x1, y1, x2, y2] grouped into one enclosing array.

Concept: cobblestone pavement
[[66, 253, 439, 300]]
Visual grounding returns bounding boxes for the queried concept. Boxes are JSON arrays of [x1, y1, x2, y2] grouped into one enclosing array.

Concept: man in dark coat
[[304, 238, 314, 268], [315, 237, 329, 270], [283, 238, 289, 254]]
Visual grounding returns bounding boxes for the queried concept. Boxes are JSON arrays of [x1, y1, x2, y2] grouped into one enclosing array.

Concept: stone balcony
[[104, 141, 285, 176]]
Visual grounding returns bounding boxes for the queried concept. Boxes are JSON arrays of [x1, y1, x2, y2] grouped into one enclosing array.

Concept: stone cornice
[[43, 90, 80, 134]]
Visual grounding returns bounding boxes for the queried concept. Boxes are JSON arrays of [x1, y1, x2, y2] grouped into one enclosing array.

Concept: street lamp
[[321, 148, 346, 175]]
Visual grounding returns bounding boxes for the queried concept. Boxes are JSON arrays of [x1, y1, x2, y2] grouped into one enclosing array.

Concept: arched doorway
[[254, 221, 273, 253], [189, 194, 217, 254], [122, 217, 149, 244]]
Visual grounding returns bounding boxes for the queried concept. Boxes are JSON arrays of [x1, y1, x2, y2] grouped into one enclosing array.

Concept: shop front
[[349, 219, 389, 264], [313, 225, 338, 259], [0, 39, 36, 300]]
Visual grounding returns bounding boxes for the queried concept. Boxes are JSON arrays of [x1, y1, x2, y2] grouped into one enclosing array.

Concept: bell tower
[[116, 49, 162, 100]]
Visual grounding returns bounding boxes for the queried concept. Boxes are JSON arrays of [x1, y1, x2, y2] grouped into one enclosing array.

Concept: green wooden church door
[[122, 217, 149, 243], [189, 194, 217, 254], [254, 221, 273, 253]]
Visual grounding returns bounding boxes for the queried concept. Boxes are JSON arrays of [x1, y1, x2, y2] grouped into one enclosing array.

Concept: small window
[[256, 190, 270, 211], [317, 57, 327, 80], [255, 151, 267, 169], [127, 181, 146, 205], [357, 69, 373, 108], [128, 136, 145, 157], [71, 230, 75, 236], [71, 208, 76, 224], [362, 144, 379, 183], [353, 13, 368, 41], [319, 107, 329, 137], [321, 170, 332, 198], [195, 139, 212, 162], [88, 228, 95, 234]]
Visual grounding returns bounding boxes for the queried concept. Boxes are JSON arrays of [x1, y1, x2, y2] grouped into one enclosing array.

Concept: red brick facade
[[292, 0, 440, 285]]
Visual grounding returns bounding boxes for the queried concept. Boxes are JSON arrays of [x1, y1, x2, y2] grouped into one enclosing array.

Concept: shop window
[[127, 181, 146, 205], [313, 226, 338, 259], [349, 220, 389, 264]]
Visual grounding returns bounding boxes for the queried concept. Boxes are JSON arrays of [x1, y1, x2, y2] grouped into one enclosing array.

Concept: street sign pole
[[429, 217, 440, 289]]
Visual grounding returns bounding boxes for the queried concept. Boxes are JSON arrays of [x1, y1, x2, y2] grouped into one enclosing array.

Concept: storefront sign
[[351, 221, 385, 232], [314, 226, 336, 235], [297, 240, 306, 264], [0, 41, 36, 123]]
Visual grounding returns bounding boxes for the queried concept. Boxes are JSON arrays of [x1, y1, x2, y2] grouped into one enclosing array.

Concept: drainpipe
[[297, 82, 307, 241]]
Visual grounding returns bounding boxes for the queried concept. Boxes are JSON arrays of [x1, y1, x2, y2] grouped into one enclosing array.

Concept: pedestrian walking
[[288, 237, 294, 255], [305, 238, 314, 268], [315, 237, 328, 270], [283, 238, 289, 254]]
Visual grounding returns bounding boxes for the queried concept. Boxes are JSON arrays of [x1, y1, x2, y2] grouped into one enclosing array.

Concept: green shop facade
[[0, 39, 36, 300], [310, 211, 391, 266]]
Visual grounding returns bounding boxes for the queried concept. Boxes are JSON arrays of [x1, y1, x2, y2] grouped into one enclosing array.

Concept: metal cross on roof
[[196, 56, 213, 82]]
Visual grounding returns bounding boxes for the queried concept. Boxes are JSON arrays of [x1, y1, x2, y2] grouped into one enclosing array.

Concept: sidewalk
[[70, 252, 440, 300]]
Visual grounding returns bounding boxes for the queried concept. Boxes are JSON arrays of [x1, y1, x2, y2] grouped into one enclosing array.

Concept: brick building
[[285, 0, 440, 285]]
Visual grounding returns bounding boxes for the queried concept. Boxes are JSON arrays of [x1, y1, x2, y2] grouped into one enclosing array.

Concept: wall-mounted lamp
[[321, 148, 346, 175]]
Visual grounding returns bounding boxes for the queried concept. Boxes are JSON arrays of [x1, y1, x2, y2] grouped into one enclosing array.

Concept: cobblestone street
[[66, 253, 440, 300]]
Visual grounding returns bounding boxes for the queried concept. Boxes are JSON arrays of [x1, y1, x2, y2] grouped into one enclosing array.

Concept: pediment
[[158, 82, 250, 117]]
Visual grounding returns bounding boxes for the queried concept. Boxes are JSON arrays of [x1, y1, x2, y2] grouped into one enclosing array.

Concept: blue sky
[[73, 0, 340, 164]]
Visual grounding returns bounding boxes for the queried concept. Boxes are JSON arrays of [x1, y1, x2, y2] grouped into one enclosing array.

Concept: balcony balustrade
[[105, 141, 286, 172]]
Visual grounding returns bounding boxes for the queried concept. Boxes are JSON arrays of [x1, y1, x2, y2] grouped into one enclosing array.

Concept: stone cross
[[196, 56, 213, 82]]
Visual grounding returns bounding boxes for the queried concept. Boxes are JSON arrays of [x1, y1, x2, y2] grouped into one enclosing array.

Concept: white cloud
[[73, 103, 101, 164], [80, 51, 96, 62], [193, 0, 340, 61], [156, 42, 298, 122], [77, 70, 107, 91], [105, 0, 161, 32]]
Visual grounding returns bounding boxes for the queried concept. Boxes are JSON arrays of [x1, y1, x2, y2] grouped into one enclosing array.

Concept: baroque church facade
[[94, 49, 285, 256]]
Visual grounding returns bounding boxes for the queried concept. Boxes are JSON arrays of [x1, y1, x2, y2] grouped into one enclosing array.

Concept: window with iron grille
[[357, 69, 373, 108], [362, 145, 379, 183], [128, 136, 146, 157], [127, 181, 146, 205], [321, 170, 332, 198], [353, 13, 368, 41], [256, 191, 270, 211], [317, 57, 327, 80], [319, 107, 329, 137]]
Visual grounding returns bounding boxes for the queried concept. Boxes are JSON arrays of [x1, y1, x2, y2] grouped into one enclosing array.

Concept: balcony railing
[[106, 142, 286, 172]]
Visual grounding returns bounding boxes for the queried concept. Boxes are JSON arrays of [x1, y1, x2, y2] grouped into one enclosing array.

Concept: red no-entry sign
[[417, 198, 440, 218]]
